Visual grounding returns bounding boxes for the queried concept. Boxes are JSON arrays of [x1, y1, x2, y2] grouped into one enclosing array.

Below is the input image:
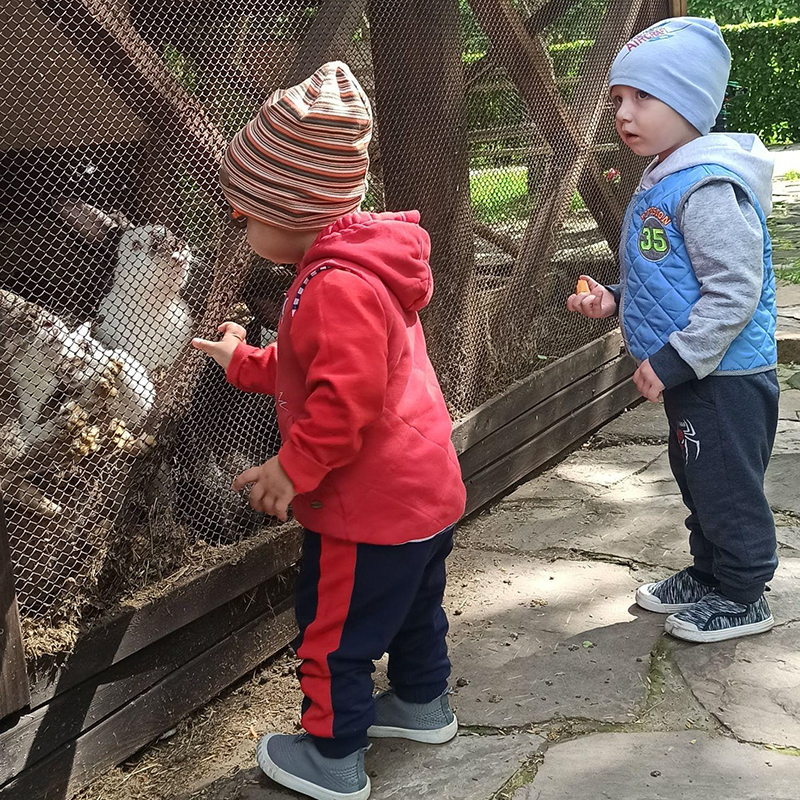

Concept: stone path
[[79, 162, 800, 800], [170, 322, 800, 800]]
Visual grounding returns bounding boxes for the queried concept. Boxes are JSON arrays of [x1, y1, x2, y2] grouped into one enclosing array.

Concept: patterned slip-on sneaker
[[256, 733, 370, 800], [367, 689, 458, 744], [664, 590, 774, 643], [636, 567, 718, 614]]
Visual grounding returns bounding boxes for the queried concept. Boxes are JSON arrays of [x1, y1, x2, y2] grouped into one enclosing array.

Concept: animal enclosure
[[0, 0, 670, 796]]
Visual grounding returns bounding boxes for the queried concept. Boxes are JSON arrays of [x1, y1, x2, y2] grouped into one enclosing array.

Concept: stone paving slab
[[185, 734, 543, 800], [502, 476, 602, 505], [445, 550, 664, 727], [549, 444, 665, 488], [592, 401, 668, 446], [766, 453, 800, 516], [515, 732, 800, 800], [605, 449, 678, 499], [462, 488, 689, 571], [773, 419, 800, 453], [364, 734, 543, 799], [673, 627, 800, 749], [779, 388, 800, 420], [776, 517, 800, 556], [777, 284, 800, 308], [662, 559, 800, 750]]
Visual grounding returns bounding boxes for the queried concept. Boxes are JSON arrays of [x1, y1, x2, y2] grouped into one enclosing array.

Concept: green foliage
[[465, 17, 800, 147], [549, 40, 594, 80], [687, 0, 800, 26], [460, 0, 489, 59], [724, 18, 800, 144]]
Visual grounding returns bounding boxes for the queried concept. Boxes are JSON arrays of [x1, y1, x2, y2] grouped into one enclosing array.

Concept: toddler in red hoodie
[[192, 62, 466, 800]]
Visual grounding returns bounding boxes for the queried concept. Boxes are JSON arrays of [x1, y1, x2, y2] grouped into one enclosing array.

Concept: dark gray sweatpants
[[662, 370, 780, 603]]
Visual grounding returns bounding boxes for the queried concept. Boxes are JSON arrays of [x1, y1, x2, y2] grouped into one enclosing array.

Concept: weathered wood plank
[[0, 599, 297, 800], [464, 369, 641, 514], [0, 500, 29, 722], [451, 329, 624, 454], [0, 575, 291, 787], [459, 352, 634, 479], [28, 528, 303, 709]]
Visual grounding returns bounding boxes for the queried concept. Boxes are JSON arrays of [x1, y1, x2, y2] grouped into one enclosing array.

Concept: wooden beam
[[286, 0, 367, 85], [459, 350, 634, 478], [468, 0, 582, 148], [464, 0, 577, 90], [464, 362, 640, 514], [0, 499, 29, 722], [467, 0, 645, 362], [34, 0, 227, 202], [0, 575, 289, 786], [524, 0, 645, 311], [467, 0, 649, 276], [368, 0, 478, 409], [452, 329, 623, 453], [0, 600, 296, 800], [28, 528, 302, 709], [511, 0, 645, 292], [669, 0, 687, 15]]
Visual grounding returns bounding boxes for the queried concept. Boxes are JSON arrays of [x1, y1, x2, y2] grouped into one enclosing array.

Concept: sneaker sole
[[256, 735, 371, 800], [367, 715, 458, 744], [636, 584, 702, 614], [664, 614, 775, 643]]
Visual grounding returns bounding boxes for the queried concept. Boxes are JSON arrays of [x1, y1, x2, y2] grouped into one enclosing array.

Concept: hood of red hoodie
[[297, 211, 433, 313]]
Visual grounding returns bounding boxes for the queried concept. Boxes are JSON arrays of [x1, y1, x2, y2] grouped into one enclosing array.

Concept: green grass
[[782, 169, 800, 181], [776, 261, 800, 284], [470, 166, 529, 224], [469, 166, 584, 224]]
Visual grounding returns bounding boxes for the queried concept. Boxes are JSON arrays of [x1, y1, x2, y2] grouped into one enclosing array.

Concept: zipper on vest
[[618, 186, 641, 356]]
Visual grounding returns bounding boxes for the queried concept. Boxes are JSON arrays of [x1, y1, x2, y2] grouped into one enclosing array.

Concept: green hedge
[[724, 17, 800, 144], [466, 19, 800, 146]]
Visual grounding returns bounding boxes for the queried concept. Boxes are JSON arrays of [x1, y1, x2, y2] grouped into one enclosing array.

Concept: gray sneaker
[[367, 689, 458, 744], [665, 590, 774, 643], [256, 733, 370, 800], [636, 567, 717, 614]]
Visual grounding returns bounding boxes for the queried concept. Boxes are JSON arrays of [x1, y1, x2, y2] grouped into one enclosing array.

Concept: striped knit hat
[[220, 62, 373, 231]]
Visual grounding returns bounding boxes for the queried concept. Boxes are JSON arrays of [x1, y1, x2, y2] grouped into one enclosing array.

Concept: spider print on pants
[[676, 418, 700, 464]]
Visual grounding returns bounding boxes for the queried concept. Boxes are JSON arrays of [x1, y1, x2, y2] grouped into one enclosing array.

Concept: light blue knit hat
[[608, 17, 731, 135]]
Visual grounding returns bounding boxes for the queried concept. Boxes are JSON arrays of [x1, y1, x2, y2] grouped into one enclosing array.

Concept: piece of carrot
[[576, 279, 590, 294]]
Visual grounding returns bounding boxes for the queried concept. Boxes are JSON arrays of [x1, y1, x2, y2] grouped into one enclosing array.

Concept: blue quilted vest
[[620, 163, 777, 373]]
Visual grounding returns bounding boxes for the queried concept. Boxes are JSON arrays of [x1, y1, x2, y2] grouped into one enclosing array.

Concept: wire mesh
[[1, 0, 664, 643]]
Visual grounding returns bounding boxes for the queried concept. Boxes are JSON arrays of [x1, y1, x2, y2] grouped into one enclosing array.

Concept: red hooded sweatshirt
[[225, 211, 466, 545]]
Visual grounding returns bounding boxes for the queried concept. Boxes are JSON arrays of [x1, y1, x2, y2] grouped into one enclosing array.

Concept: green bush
[[724, 17, 800, 144], [688, 0, 800, 26]]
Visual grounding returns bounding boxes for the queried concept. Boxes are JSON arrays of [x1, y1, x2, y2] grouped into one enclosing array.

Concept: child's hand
[[191, 321, 247, 371], [566, 275, 617, 318], [232, 456, 295, 521], [633, 359, 665, 403]]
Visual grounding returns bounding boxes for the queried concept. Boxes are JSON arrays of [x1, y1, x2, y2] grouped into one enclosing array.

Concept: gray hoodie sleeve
[[649, 180, 764, 386]]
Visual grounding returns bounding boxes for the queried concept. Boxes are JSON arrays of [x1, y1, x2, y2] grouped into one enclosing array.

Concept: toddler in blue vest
[[568, 17, 780, 643]]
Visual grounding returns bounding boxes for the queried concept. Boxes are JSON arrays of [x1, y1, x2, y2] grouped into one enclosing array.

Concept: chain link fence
[[1, 0, 662, 649]]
